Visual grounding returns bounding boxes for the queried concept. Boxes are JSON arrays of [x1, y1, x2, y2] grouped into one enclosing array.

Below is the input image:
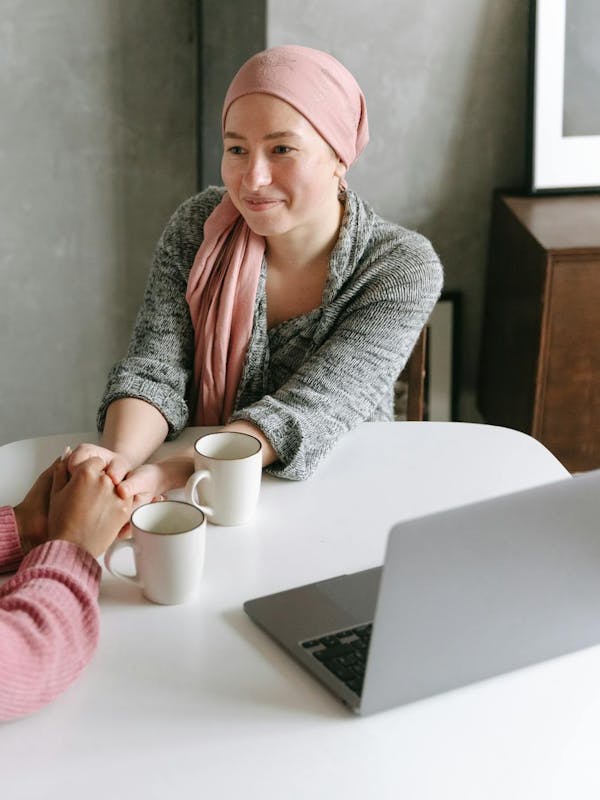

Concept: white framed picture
[[528, 0, 600, 192]]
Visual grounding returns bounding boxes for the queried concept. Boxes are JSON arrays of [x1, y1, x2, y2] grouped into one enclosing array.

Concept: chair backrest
[[399, 327, 428, 421]]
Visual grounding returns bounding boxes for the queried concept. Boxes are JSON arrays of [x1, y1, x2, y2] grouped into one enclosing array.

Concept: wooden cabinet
[[478, 192, 600, 472]]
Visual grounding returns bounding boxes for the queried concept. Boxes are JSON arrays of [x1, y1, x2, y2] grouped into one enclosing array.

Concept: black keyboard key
[[314, 642, 357, 662], [327, 660, 354, 682], [351, 663, 365, 678], [347, 677, 363, 694]]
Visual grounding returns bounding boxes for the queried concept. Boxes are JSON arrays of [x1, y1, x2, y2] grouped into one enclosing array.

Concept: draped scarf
[[185, 45, 369, 424]]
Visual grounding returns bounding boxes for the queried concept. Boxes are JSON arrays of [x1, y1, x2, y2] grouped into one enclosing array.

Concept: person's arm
[[0, 534, 101, 721], [69, 190, 225, 484], [223, 419, 277, 467], [68, 398, 170, 486], [102, 398, 169, 464], [229, 232, 443, 480], [0, 459, 132, 721], [0, 507, 25, 574], [97, 190, 225, 442]]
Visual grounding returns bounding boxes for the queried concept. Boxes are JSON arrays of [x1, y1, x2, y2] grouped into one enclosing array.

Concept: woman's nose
[[243, 154, 271, 190]]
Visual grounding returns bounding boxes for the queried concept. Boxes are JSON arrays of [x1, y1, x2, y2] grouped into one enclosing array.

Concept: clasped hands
[[13, 442, 188, 560], [13, 456, 134, 559], [66, 444, 194, 504]]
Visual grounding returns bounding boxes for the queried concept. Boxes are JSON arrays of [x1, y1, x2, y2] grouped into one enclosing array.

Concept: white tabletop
[[4, 422, 597, 800]]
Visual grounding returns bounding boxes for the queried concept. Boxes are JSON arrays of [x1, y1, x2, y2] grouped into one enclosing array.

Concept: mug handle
[[104, 539, 142, 587], [184, 470, 214, 517]]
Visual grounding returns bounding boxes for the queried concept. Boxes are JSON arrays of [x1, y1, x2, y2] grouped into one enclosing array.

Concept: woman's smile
[[242, 196, 286, 212]]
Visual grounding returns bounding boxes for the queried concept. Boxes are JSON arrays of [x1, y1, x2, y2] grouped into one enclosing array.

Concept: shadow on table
[[222, 608, 351, 720], [98, 572, 147, 606], [95, 579, 351, 719]]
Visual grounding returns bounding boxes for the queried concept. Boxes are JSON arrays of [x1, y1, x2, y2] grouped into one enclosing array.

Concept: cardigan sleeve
[[0, 508, 101, 721], [97, 187, 225, 439], [231, 230, 443, 480]]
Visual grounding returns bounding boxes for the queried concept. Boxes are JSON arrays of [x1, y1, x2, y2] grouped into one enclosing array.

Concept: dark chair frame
[[399, 327, 428, 421]]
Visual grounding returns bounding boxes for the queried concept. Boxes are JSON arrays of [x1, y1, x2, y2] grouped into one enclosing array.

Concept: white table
[[4, 422, 597, 800]]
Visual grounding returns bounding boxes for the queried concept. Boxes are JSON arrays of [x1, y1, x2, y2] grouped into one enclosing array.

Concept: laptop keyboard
[[300, 623, 372, 696]]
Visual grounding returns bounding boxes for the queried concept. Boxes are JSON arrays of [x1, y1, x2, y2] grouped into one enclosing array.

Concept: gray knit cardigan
[[98, 186, 443, 480]]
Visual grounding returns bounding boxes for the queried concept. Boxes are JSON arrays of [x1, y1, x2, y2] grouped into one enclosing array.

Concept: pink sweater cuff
[[20, 540, 102, 590], [0, 507, 23, 572], [1, 506, 101, 588]]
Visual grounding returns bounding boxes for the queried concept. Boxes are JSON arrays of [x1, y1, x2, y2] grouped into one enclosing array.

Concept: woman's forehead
[[224, 93, 315, 137]]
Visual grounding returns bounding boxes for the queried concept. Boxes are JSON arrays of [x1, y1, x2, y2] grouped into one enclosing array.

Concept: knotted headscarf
[[186, 45, 369, 425]]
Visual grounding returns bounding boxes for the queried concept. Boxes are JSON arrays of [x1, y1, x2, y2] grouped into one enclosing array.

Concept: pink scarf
[[185, 45, 369, 425]]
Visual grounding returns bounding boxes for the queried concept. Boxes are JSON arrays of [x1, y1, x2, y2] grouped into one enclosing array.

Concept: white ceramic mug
[[104, 500, 206, 605], [184, 431, 262, 526]]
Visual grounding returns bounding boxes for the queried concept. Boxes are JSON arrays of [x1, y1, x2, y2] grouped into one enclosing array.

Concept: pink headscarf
[[186, 45, 369, 425]]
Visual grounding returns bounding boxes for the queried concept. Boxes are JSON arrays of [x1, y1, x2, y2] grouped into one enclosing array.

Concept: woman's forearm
[[223, 419, 277, 467], [102, 398, 169, 468]]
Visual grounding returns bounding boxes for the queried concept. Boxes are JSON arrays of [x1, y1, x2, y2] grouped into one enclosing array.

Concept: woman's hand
[[13, 459, 58, 553], [68, 443, 132, 487], [48, 458, 133, 558], [117, 458, 195, 500]]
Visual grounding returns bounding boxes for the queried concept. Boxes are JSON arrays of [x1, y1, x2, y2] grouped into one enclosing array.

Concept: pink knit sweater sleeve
[[0, 506, 101, 721]]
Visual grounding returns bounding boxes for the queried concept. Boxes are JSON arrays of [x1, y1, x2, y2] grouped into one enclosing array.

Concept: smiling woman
[[222, 94, 346, 327], [68, 45, 443, 492], [222, 96, 345, 242]]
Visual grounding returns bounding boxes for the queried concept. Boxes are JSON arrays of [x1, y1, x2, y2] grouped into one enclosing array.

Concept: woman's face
[[221, 93, 346, 241]]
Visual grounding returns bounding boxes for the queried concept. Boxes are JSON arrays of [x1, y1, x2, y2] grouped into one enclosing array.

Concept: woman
[[71, 45, 443, 494], [0, 457, 132, 721]]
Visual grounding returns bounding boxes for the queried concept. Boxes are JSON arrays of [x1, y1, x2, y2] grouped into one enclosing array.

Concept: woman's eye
[[273, 145, 292, 154], [227, 146, 245, 155]]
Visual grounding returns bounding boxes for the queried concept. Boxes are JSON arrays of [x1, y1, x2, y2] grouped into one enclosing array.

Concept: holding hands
[[68, 443, 133, 489], [13, 460, 57, 553], [69, 442, 194, 501], [14, 455, 134, 559], [49, 458, 133, 557]]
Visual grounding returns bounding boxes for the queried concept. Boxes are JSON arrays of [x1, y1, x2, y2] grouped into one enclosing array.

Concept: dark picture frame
[[527, 0, 600, 194]]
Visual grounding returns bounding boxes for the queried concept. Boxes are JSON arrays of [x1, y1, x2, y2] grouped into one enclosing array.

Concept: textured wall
[[268, 0, 529, 419], [0, 0, 195, 445], [1, 1, 530, 446], [198, 0, 265, 187]]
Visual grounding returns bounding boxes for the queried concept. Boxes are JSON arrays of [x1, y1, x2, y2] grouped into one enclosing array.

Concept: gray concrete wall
[[198, 0, 265, 187], [268, 0, 529, 419], [1, 1, 530, 446], [0, 0, 196, 445]]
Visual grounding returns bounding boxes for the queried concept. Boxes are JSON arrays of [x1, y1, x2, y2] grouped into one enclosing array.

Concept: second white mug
[[185, 431, 262, 526], [104, 500, 206, 605]]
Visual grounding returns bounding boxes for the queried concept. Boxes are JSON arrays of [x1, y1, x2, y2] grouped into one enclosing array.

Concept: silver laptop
[[244, 469, 600, 715]]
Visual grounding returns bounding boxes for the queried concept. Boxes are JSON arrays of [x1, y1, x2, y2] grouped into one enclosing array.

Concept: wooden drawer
[[535, 256, 600, 470], [478, 193, 600, 473]]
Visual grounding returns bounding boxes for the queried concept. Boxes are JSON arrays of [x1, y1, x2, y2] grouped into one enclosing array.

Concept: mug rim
[[131, 500, 206, 536], [194, 431, 262, 461]]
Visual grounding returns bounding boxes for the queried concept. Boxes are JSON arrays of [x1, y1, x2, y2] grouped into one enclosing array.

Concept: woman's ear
[[334, 158, 347, 180]]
